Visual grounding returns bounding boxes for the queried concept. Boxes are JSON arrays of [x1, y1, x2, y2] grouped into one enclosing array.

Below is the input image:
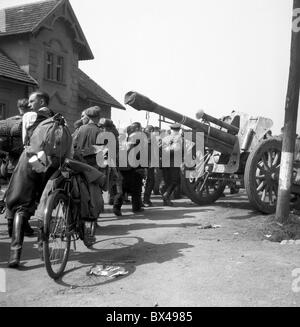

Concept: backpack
[[0, 116, 23, 154], [27, 113, 72, 164]]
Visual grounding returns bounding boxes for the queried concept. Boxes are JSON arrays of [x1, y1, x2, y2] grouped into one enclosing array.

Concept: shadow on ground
[[56, 236, 193, 289]]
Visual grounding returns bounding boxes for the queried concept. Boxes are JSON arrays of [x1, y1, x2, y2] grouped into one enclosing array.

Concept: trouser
[[161, 167, 181, 199], [5, 151, 57, 265], [115, 169, 143, 211], [6, 151, 56, 219], [143, 168, 155, 203]]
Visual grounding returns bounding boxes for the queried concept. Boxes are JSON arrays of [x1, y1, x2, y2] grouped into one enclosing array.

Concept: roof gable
[[78, 69, 125, 110], [0, 0, 93, 61]]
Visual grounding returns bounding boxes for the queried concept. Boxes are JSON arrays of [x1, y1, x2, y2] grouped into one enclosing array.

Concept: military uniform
[[72, 106, 106, 217], [143, 125, 155, 206], [6, 107, 57, 267], [160, 123, 182, 206], [115, 122, 145, 214], [97, 119, 124, 216], [73, 106, 102, 168]]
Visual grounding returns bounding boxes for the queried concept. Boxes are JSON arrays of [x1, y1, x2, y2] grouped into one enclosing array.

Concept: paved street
[[1, 190, 300, 307]]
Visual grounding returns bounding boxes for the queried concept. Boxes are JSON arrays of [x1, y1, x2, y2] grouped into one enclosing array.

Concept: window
[[0, 103, 7, 120], [45, 51, 65, 83], [46, 52, 54, 80], [56, 56, 64, 82]]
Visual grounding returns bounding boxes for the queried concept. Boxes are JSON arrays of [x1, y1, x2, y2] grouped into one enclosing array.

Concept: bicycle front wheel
[[43, 191, 71, 280]]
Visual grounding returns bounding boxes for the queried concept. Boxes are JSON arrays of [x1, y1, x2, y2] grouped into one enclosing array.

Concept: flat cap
[[145, 125, 154, 133], [170, 123, 181, 130], [127, 122, 142, 136], [85, 106, 102, 118], [99, 118, 114, 128]]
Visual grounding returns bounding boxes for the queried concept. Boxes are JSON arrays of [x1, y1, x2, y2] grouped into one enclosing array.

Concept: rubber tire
[[43, 191, 71, 280], [244, 137, 282, 214]]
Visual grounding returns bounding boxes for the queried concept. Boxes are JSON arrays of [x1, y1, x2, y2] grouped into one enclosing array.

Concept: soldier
[[0, 99, 34, 237], [143, 125, 155, 207], [73, 106, 101, 167], [5, 91, 63, 268], [160, 123, 182, 206], [98, 118, 123, 216], [72, 106, 105, 220], [116, 122, 145, 214]]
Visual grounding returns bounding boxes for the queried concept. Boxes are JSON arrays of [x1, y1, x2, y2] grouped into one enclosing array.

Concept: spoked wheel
[[244, 138, 282, 214], [182, 171, 227, 205], [43, 191, 71, 280]]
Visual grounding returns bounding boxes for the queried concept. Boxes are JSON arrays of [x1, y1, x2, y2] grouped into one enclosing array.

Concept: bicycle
[[39, 158, 100, 280]]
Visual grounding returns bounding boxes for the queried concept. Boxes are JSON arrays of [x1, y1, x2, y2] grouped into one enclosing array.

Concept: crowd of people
[[71, 107, 184, 214], [0, 91, 184, 268]]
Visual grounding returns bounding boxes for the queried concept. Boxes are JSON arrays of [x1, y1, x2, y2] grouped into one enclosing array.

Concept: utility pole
[[276, 0, 300, 223]]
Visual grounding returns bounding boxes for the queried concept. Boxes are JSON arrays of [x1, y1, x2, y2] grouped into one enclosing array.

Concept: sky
[[0, 0, 296, 133]]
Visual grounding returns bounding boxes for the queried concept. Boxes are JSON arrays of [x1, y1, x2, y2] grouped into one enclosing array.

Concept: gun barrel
[[196, 110, 239, 135], [125, 92, 237, 154]]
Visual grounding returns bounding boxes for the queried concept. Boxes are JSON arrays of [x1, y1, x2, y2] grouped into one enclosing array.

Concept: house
[[0, 0, 125, 128]]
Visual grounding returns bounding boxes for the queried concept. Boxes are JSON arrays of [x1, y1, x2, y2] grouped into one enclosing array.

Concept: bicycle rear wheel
[[43, 191, 71, 280]]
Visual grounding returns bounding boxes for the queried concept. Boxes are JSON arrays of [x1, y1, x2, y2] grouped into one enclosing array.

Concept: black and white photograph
[[0, 0, 300, 310]]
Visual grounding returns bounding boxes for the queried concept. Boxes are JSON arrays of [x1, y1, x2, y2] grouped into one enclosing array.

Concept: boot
[[162, 192, 174, 206], [162, 183, 178, 206], [7, 219, 13, 238], [8, 213, 25, 268], [113, 207, 122, 217], [143, 194, 153, 207], [83, 221, 96, 248]]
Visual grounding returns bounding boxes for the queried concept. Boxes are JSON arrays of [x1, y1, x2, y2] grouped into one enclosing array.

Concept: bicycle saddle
[[65, 158, 105, 185]]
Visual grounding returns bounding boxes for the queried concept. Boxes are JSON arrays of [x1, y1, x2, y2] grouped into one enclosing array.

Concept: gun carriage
[[125, 91, 300, 214]]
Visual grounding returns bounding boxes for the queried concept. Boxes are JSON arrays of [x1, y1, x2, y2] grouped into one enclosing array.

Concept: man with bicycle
[[5, 91, 70, 268]]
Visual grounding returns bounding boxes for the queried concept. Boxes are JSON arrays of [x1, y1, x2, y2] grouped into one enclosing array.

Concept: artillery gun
[[125, 91, 300, 214]]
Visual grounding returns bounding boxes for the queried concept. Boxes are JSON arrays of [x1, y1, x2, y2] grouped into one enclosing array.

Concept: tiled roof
[[78, 69, 125, 110], [0, 0, 93, 60], [0, 0, 59, 35], [0, 51, 38, 85]]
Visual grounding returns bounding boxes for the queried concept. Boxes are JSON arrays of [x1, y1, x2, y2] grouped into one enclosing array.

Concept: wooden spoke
[[257, 181, 266, 192], [257, 162, 265, 173], [261, 154, 270, 171], [267, 151, 272, 167], [272, 152, 280, 167]]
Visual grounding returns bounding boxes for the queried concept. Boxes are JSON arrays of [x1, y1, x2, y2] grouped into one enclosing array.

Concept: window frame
[[46, 52, 54, 81], [56, 55, 64, 83], [44, 50, 66, 84]]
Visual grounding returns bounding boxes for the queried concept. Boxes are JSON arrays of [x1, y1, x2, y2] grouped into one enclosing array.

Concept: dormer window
[[45, 51, 65, 83]]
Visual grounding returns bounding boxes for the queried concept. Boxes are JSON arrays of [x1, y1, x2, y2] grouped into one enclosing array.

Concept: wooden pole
[[276, 0, 300, 223]]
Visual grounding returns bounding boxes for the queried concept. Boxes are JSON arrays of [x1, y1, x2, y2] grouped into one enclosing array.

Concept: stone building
[[0, 0, 125, 128]]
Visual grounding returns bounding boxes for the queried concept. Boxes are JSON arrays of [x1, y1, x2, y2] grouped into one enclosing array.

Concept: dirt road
[[1, 190, 300, 307]]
